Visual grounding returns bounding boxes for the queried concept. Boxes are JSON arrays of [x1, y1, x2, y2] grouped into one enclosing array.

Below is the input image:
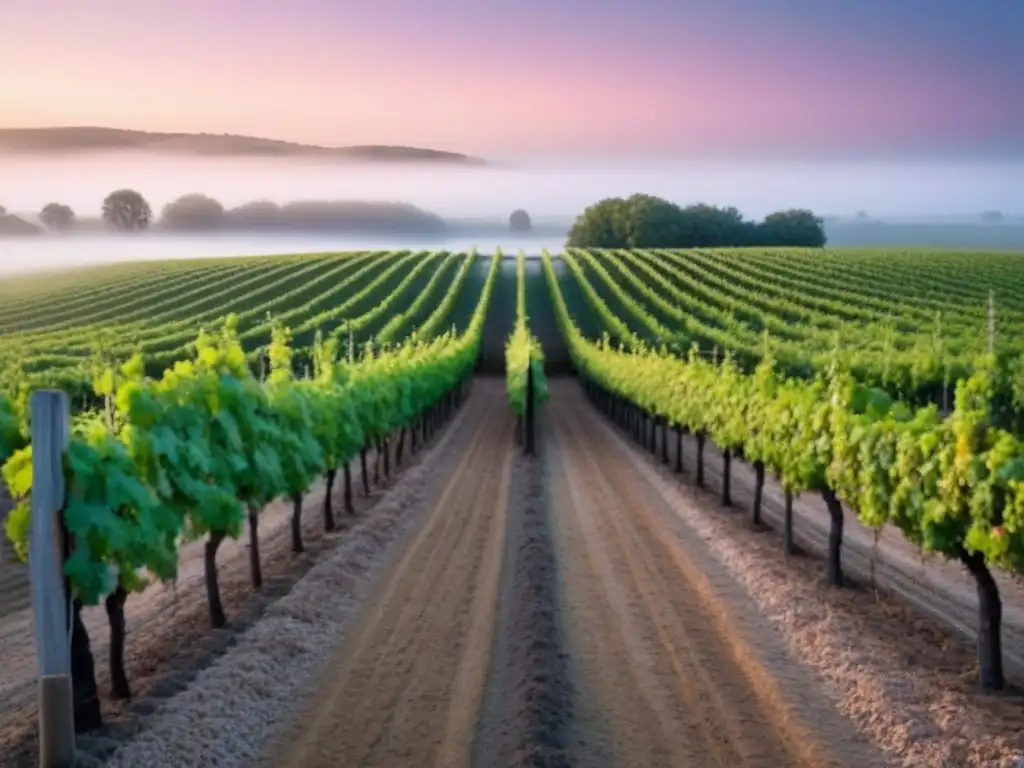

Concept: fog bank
[[3, 154, 1023, 277], [2, 154, 1021, 221], [0, 235, 566, 276]]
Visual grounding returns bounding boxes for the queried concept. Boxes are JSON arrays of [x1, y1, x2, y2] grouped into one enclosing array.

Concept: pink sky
[[1, 0, 1021, 156]]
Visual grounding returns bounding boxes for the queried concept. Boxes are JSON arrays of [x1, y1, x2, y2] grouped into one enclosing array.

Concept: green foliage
[[566, 195, 826, 249], [0, 393, 24, 466], [0, 257, 497, 604], [541, 251, 1024, 578], [558, 248, 1018, 420], [505, 252, 549, 415], [759, 209, 827, 248]]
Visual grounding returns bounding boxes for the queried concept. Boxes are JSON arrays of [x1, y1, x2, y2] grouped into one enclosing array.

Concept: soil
[[6, 376, 1024, 768], [260, 381, 516, 767], [257, 380, 881, 767], [578, 379, 1024, 767], [473, 451, 572, 768], [543, 386, 883, 768]]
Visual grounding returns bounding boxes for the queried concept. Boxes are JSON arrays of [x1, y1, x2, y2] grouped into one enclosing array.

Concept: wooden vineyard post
[[30, 391, 76, 768], [524, 354, 536, 456]]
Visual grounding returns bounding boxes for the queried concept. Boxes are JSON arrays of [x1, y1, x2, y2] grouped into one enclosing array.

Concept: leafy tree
[[758, 209, 826, 247], [160, 193, 224, 230], [617, 194, 691, 248], [102, 189, 152, 231], [40, 202, 75, 231], [678, 204, 754, 247], [223, 199, 281, 227], [566, 197, 629, 247], [509, 209, 532, 232], [566, 195, 827, 249]]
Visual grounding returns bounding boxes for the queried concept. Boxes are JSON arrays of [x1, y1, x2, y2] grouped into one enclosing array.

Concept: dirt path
[[263, 379, 515, 768], [544, 382, 881, 768], [264, 378, 878, 768]]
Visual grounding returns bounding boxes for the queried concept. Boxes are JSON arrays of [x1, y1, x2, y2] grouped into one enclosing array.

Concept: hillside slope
[[0, 127, 485, 164]]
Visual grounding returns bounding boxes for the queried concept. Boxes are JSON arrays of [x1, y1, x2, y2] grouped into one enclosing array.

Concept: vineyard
[[2, 247, 1024, 767]]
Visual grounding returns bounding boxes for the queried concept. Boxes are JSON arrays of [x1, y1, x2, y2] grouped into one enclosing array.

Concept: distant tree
[[509, 209, 532, 232], [0, 204, 6, 216], [39, 202, 75, 231], [223, 200, 281, 227], [160, 193, 224, 230], [981, 210, 1004, 224], [219, 199, 446, 233], [677, 204, 754, 247], [567, 195, 826, 249], [855, 210, 869, 220], [618, 194, 691, 247], [102, 189, 152, 231], [758, 209, 827, 247], [567, 197, 629, 248]]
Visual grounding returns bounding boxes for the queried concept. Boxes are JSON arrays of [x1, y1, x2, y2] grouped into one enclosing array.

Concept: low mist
[[1, 153, 1023, 275]]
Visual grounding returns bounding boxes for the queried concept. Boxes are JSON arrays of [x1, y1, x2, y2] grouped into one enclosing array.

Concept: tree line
[[4, 190, 450, 234], [4, 189, 827, 247], [566, 194, 827, 248]]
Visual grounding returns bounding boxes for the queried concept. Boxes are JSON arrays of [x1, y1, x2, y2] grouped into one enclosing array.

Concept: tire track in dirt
[[545, 382, 874, 768], [262, 379, 514, 768], [473, 451, 573, 768]]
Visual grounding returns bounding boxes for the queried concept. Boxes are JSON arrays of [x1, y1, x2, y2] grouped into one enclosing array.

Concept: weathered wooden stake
[[30, 391, 77, 768]]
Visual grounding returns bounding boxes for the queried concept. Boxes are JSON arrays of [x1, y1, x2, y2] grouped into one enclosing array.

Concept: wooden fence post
[[30, 390, 75, 767]]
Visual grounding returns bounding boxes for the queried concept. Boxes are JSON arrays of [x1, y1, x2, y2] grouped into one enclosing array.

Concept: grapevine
[[542, 249, 1024, 690]]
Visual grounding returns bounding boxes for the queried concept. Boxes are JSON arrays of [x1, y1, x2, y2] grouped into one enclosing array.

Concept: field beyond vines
[[4, 246, 1023, 406], [2, 247, 1024, 768]]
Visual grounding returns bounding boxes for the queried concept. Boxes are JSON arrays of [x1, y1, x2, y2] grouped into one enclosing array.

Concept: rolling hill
[[0, 126, 485, 164]]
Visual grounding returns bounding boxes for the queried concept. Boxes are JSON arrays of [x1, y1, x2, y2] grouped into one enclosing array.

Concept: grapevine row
[[562, 249, 1024, 428], [2, 251, 479, 407], [505, 251, 549, 418], [542, 250, 1024, 692], [0, 251, 500, 730]]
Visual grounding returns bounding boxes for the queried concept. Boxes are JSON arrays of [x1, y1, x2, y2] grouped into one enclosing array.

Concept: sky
[[1, 0, 1023, 157]]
